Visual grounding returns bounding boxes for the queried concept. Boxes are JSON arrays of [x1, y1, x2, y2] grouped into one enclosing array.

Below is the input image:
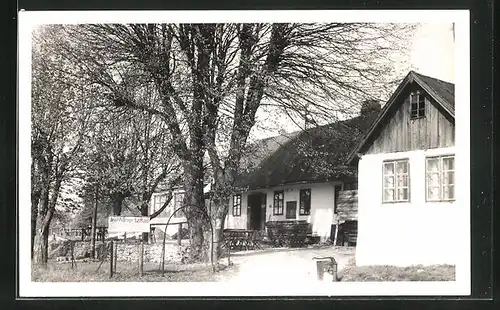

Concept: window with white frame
[[152, 194, 168, 216], [173, 192, 185, 218], [273, 190, 284, 215], [383, 159, 410, 203], [232, 194, 242, 216], [299, 189, 311, 215], [426, 155, 455, 201], [410, 91, 425, 119]]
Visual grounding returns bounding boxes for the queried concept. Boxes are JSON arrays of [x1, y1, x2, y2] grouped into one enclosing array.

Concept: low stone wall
[[49, 240, 189, 264], [114, 242, 189, 264]]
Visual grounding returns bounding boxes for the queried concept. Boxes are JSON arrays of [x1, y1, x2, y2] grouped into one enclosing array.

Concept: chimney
[[360, 99, 381, 118]]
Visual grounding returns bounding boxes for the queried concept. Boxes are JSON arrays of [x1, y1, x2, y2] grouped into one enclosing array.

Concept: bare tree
[[31, 26, 92, 265], [58, 22, 414, 262]]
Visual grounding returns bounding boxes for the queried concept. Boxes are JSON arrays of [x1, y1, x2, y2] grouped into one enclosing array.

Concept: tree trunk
[[31, 192, 40, 259], [33, 174, 62, 266], [33, 196, 52, 266], [140, 201, 149, 242], [33, 177, 51, 266], [206, 198, 229, 265], [90, 187, 98, 259], [111, 194, 126, 216], [205, 215, 225, 268], [183, 159, 207, 262], [33, 219, 50, 266]]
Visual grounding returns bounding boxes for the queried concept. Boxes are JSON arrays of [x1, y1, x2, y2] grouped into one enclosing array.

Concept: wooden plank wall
[[366, 85, 454, 154], [336, 190, 358, 222]]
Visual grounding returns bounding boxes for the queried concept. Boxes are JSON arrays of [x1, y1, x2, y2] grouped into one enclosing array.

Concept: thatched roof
[[235, 111, 379, 190]]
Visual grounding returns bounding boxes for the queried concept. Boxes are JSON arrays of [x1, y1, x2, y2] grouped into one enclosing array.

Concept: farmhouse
[[224, 101, 380, 243], [347, 71, 456, 266], [149, 187, 188, 238]]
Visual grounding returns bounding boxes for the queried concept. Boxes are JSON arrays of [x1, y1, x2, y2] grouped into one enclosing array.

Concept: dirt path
[[217, 246, 355, 283]]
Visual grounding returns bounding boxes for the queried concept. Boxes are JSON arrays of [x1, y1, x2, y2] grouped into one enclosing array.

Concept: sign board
[[108, 216, 150, 233]]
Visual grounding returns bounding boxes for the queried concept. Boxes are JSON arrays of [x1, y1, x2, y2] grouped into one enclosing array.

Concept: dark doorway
[[286, 201, 297, 219], [247, 193, 266, 230]]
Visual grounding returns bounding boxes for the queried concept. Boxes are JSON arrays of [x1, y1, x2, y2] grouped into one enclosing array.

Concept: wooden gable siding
[[366, 85, 454, 154], [336, 190, 358, 222]]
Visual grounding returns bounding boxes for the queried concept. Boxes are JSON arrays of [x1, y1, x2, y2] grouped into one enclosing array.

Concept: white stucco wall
[[225, 182, 342, 240], [356, 147, 460, 266], [149, 190, 187, 236], [225, 193, 249, 229], [150, 217, 186, 236]]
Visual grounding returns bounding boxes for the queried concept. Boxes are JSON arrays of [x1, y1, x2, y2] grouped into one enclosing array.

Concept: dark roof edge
[[345, 71, 455, 165], [233, 176, 354, 192], [412, 72, 455, 117]]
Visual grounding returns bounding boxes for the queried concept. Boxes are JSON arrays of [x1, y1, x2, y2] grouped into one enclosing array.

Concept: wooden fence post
[[333, 219, 340, 247], [161, 224, 167, 276], [177, 223, 182, 246], [113, 241, 118, 273], [70, 241, 75, 269], [109, 240, 114, 278], [139, 242, 144, 277]]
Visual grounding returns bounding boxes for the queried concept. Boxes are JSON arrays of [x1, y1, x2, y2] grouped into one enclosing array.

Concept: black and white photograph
[[17, 10, 471, 297]]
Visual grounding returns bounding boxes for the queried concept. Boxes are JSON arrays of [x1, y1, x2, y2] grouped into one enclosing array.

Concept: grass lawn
[[338, 261, 455, 282], [32, 260, 237, 282]]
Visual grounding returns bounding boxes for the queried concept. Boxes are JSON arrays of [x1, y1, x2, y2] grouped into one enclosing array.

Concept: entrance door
[[248, 193, 265, 230], [286, 201, 297, 219]]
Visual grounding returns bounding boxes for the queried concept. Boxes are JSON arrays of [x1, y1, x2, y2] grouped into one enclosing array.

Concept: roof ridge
[[411, 70, 454, 86]]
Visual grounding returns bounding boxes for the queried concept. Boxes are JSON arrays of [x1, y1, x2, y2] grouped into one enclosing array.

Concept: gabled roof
[[346, 71, 455, 165], [235, 112, 379, 190]]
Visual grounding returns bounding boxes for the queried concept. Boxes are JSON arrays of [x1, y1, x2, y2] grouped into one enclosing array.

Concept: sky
[[250, 23, 455, 140], [410, 23, 455, 83]]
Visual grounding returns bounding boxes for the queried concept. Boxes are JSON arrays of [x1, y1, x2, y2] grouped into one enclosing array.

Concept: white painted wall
[[225, 182, 343, 240], [149, 190, 187, 236], [356, 147, 460, 266], [225, 193, 249, 229]]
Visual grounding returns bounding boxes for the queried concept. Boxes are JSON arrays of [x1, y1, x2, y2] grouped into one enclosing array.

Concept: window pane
[[427, 186, 440, 200], [398, 188, 408, 201], [443, 185, 455, 200], [411, 94, 417, 104], [384, 189, 395, 201], [385, 176, 395, 188], [427, 158, 439, 172], [396, 161, 408, 174], [443, 157, 455, 170], [397, 175, 408, 187], [443, 171, 455, 185], [384, 162, 394, 175], [427, 172, 440, 187]]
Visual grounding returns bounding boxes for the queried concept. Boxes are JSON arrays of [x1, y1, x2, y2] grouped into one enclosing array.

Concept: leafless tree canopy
[[32, 22, 415, 262]]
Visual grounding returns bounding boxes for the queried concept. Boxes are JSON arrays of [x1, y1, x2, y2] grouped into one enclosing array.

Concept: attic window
[[410, 91, 425, 119]]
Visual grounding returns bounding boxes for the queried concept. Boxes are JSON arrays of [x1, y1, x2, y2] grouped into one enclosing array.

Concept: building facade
[[348, 71, 457, 266]]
